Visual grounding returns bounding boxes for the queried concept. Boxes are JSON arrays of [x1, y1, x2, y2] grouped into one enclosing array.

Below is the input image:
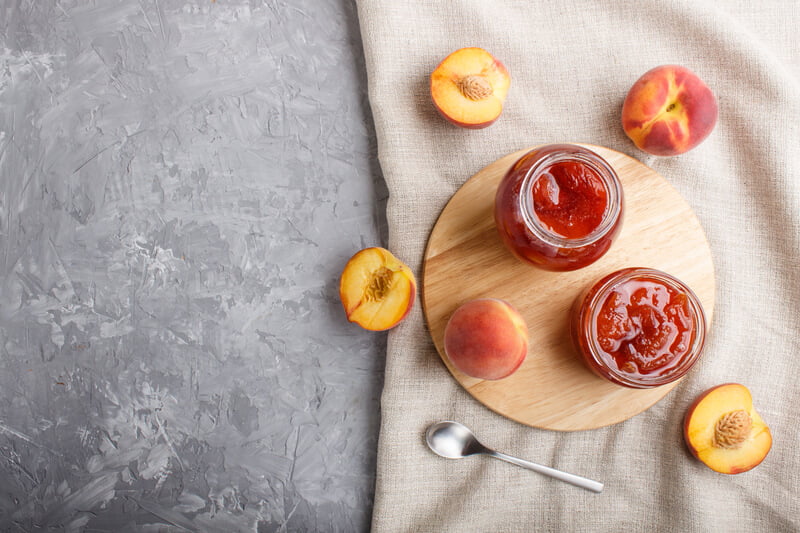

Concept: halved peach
[[430, 47, 510, 129], [339, 247, 416, 331], [684, 383, 772, 474]]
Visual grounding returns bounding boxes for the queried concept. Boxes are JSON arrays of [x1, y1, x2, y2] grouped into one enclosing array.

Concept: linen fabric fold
[[356, 1, 800, 531]]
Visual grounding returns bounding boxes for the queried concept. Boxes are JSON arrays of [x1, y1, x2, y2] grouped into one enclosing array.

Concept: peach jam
[[571, 268, 706, 389], [494, 144, 623, 271]]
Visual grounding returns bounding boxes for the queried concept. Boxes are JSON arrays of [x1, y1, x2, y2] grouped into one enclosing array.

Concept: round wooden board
[[422, 144, 715, 431]]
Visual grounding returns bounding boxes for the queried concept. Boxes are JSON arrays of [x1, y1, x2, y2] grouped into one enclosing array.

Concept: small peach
[[339, 247, 416, 331], [430, 47, 511, 129], [622, 65, 718, 156], [443, 298, 528, 380], [683, 383, 772, 474]]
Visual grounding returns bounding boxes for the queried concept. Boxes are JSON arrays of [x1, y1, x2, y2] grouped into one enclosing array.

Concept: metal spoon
[[425, 421, 604, 493]]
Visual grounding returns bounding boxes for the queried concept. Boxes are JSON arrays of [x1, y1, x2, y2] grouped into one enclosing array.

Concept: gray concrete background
[[0, 1, 388, 531]]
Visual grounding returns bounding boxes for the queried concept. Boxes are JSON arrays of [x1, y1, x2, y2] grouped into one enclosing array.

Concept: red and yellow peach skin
[[622, 65, 718, 156], [443, 298, 528, 380]]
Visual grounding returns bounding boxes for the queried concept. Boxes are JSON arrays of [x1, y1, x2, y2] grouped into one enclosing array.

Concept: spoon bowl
[[426, 421, 486, 458], [425, 421, 604, 493]]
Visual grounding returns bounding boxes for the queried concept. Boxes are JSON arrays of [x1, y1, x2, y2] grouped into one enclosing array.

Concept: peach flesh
[[339, 247, 416, 331], [683, 383, 772, 474], [430, 47, 510, 129]]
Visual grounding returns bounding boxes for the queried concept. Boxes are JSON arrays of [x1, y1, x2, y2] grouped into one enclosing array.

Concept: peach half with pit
[[683, 383, 772, 474], [339, 247, 416, 331], [430, 47, 511, 129], [443, 298, 528, 380], [622, 65, 718, 156]]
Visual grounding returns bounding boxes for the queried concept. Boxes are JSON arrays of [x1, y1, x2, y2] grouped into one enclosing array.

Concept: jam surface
[[595, 277, 695, 378], [532, 161, 608, 239], [493, 144, 623, 272]]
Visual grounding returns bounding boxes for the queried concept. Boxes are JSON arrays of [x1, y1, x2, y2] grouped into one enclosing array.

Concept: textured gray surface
[[0, 1, 387, 531]]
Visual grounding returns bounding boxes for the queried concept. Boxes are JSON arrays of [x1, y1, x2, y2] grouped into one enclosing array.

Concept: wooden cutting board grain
[[422, 144, 715, 431]]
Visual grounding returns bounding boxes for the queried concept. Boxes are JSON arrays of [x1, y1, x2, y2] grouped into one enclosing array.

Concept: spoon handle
[[489, 451, 604, 493]]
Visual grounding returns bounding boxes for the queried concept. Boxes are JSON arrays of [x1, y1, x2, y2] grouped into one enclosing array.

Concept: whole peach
[[443, 298, 528, 380], [622, 65, 718, 156]]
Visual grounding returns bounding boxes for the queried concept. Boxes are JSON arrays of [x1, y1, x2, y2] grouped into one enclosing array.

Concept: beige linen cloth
[[356, 1, 799, 531]]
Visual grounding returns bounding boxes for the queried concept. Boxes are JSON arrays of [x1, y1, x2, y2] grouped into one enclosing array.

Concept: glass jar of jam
[[571, 267, 707, 389], [494, 144, 623, 271]]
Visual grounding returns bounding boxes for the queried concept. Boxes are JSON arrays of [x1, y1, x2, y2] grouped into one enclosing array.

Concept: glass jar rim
[[584, 267, 707, 388], [519, 145, 622, 249]]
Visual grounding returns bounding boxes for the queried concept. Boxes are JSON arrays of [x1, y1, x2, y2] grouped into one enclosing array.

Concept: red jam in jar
[[494, 144, 623, 271], [571, 268, 707, 389]]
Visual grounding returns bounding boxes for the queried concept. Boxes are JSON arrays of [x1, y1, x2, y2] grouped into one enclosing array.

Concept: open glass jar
[[571, 267, 707, 389], [494, 144, 623, 271]]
